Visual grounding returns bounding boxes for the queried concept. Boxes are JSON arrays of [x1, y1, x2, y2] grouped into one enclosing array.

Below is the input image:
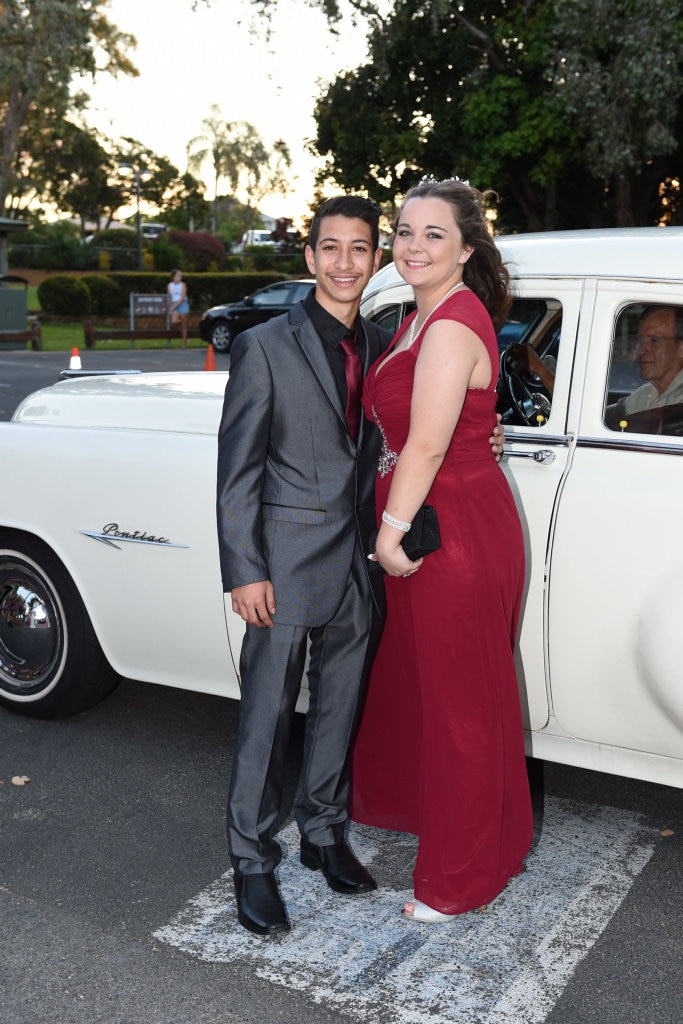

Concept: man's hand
[[489, 413, 505, 461], [231, 581, 276, 627], [507, 343, 556, 394]]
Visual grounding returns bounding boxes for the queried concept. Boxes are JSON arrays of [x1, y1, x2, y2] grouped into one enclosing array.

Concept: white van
[[239, 229, 275, 248]]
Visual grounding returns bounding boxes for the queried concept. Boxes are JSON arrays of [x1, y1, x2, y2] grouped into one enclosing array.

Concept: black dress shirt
[[302, 289, 365, 413]]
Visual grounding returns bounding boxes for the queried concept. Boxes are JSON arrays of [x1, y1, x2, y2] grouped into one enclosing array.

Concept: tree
[[116, 139, 185, 212], [33, 120, 125, 234], [310, 0, 683, 229], [550, 0, 683, 225], [313, 62, 422, 208], [238, 132, 293, 228], [187, 105, 242, 232], [312, 0, 573, 227], [161, 172, 209, 232], [0, 0, 138, 216], [114, 139, 211, 237], [187, 107, 293, 231]]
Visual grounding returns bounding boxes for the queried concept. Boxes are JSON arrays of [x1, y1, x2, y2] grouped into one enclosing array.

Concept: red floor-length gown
[[352, 289, 533, 915]]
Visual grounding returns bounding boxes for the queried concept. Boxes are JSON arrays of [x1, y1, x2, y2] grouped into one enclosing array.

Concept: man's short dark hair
[[308, 196, 381, 252]]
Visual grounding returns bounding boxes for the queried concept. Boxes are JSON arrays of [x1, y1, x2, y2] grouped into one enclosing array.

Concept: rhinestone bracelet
[[381, 510, 412, 532]]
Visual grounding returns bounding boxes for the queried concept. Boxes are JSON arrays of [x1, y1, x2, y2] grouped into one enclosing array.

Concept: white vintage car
[[1, 227, 682, 793]]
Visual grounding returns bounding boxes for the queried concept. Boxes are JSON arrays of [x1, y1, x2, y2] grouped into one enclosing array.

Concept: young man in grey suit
[[216, 196, 389, 935]]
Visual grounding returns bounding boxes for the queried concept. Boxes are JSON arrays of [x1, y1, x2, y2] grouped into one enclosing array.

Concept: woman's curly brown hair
[[397, 177, 512, 331]]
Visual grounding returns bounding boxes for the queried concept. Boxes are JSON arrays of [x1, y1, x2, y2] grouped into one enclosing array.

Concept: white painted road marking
[[154, 797, 655, 1023]]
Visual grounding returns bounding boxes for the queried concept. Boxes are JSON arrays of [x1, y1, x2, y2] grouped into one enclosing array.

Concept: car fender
[[0, 422, 239, 700]]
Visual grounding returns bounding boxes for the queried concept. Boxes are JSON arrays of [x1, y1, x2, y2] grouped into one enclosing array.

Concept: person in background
[[605, 305, 683, 430], [510, 305, 683, 431], [354, 176, 532, 924], [168, 269, 189, 348]]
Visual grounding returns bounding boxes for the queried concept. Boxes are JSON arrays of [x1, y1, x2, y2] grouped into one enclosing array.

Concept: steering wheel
[[499, 343, 552, 426]]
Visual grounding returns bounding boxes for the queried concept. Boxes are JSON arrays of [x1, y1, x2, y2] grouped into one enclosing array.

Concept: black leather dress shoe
[[233, 871, 290, 936], [300, 838, 377, 894]]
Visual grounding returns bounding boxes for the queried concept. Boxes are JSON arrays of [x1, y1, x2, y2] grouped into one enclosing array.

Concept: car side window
[[291, 283, 315, 303], [253, 286, 290, 306], [368, 301, 416, 334], [495, 298, 563, 427], [604, 303, 683, 436]]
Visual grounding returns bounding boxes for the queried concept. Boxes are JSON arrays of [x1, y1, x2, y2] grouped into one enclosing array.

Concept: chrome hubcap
[[0, 559, 63, 693]]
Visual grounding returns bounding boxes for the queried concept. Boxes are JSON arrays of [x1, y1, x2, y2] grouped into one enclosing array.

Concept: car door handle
[[504, 448, 556, 464]]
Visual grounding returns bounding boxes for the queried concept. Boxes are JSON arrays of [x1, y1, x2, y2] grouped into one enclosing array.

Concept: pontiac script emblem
[[80, 523, 189, 550]]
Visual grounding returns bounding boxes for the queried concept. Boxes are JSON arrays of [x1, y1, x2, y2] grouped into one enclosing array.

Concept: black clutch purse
[[369, 504, 441, 567]]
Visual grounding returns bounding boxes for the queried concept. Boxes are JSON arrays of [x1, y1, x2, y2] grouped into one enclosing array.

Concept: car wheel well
[[0, 527, 62, 563]]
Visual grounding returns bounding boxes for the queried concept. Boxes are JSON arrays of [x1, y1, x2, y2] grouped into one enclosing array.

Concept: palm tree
[[187, 106, 240, 233], [188, 107, 294, 233]]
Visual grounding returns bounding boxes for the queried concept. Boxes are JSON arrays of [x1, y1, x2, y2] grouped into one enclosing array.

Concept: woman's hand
[[370, 537, 423, 578]]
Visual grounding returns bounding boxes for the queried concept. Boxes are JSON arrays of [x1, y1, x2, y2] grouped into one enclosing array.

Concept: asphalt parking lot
[[0, 346, 229, 420], [1, 678, 681, 1024]]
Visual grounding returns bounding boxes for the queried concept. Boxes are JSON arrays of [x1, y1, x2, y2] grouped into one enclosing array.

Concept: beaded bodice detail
[[373, 404, 399, 477], [362, 289, 500, 484]]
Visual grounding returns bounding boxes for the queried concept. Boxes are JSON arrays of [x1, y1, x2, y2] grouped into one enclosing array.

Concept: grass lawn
[[32, 323, 207, 352], [14, 287, 205, 351]]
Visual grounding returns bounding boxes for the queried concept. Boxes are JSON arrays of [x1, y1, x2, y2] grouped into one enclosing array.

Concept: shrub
[[83, 274, 126, 316], [243, 244, 278, 271], [37, 275, 91, 316], [10, 229, 95, 271], [104, 270, 288, 311], [92, 228, 138, 249], [149, 234, 185, 273], [9, 220, 105, 271], [89, 228, 138, 271], [279, 254, 308, 275], [168, 230, 226, 272]]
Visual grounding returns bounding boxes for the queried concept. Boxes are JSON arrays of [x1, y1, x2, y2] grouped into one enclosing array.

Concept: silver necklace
[[406, 281, 467, 348]]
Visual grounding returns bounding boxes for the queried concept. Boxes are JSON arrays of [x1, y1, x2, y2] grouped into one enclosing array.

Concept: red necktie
[[340, 331, 362, 442]]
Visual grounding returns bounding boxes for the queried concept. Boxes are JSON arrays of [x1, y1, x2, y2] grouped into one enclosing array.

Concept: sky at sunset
[[79, 0, 373, 225]]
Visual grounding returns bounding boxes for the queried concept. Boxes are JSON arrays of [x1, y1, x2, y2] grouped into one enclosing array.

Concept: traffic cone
[[69, 347, 82, 370], [204, 345, 216, 371]]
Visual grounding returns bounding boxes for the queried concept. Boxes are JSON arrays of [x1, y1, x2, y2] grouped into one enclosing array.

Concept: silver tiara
[[420, 174, 471, 187]]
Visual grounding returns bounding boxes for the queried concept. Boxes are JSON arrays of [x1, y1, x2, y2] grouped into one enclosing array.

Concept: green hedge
[[84, 274, 126, 316], [106, 271, 292, 312], [33, 271, 300, 318], [33, 261, 399, 319], [37, 275, 92, 316], [37, 273, 128, 316]]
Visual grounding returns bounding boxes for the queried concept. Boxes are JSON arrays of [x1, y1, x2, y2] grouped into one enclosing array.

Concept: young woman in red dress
[[353, 177, 532, 923]]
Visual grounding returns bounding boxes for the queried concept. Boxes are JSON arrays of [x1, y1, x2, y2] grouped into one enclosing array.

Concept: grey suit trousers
[[227, 543, 378, 874]]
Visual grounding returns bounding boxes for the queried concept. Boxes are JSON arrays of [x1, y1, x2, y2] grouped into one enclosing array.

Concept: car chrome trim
[[503, 433, 572, 447], [577, 436, 683, 456], [505, 448, 557, 464], [81, 528, 189, 550]]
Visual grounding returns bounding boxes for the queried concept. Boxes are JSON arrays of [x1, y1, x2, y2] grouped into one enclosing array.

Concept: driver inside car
[[604, 305, 683, 432]]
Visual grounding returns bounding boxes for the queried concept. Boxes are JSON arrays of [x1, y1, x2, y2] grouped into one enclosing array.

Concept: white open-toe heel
[[401, 898, 457, 924]]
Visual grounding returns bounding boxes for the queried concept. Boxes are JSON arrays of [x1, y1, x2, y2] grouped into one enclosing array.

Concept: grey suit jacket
[[216, 302, 390, 627]]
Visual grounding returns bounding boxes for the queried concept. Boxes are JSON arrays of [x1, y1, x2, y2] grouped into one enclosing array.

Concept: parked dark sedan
[[199, 279, 315, 352]]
